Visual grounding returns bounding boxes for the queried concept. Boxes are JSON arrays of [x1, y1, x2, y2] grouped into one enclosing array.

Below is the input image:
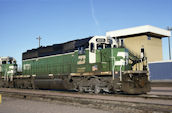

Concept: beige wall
[[123, 35, 162, 70]]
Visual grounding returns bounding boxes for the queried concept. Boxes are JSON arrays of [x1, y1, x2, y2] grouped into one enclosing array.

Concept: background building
[[106, 25, 171, 71]]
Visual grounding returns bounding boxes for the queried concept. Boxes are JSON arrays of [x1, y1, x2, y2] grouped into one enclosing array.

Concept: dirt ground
[[0, 97, 111, 113], [0, 87, 172, 113]]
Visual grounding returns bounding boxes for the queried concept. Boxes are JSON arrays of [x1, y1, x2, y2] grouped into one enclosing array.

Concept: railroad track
[[0, 88, 172, 112], [1, 87, 172, 100]]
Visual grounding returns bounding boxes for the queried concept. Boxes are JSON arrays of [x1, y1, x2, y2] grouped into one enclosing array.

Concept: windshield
[[97, 44, 104, 50]]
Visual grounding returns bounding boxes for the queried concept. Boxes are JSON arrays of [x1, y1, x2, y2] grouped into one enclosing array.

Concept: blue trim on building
[[148, 61, 172, 80]]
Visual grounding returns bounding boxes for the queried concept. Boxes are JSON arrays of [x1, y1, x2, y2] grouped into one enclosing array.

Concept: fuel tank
[[34, 79, 66, 90]]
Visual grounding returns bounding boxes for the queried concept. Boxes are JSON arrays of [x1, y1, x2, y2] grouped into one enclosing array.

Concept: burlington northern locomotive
[[0, 36, 150, 94]]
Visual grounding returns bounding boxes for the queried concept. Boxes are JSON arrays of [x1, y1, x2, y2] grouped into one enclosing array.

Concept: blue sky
[[0, 0, 172, 65]]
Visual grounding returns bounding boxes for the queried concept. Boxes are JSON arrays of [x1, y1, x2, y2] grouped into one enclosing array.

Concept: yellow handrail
[[0, 94, 2, 104]]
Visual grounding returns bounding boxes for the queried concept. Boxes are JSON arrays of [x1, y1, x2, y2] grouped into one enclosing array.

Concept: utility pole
[[167, 26, 172, 60], [36, 36, 42, 47]]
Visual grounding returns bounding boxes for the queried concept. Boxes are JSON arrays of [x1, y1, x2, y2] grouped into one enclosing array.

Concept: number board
[[96, 38, 105, 43]]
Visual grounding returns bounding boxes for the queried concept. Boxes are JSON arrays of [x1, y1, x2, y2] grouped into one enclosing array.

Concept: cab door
[[89, 42, 96, 63]]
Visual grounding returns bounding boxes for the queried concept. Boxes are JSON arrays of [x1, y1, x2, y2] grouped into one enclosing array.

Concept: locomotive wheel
[[78, 86, 85, 93], [93, 85, 101, 94]]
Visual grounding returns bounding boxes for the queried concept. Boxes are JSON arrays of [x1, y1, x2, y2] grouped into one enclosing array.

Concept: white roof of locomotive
[[106, 25, 171, 38]]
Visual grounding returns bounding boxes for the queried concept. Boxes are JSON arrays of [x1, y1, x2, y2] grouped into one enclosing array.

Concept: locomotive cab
[[0, 57, 17, 84], [89, 36, 118, 64], [87, 36, 150, 94]]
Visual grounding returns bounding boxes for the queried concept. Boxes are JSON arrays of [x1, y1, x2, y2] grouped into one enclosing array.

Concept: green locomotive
[[0, 57, 17, 86], [0, 36, 150, 94]]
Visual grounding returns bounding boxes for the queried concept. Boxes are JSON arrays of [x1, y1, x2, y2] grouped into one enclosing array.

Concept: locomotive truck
[[0, 36, 150, 94]]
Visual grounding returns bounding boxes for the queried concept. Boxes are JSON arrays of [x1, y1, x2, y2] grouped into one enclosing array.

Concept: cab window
[[8, 60, 12, 64], [121, 39, 124, 47], [13, 61, 16, 64], [105, 44, 111, 48], [97, 44, 103, 50], [2, 61, 6, 64], [90, 43, 95, 52]]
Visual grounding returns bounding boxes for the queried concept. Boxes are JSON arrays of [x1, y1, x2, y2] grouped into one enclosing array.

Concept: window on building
[[141, 48, 144, 53], [147, 36, 151, 40], [141, 48, 145, 58]]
